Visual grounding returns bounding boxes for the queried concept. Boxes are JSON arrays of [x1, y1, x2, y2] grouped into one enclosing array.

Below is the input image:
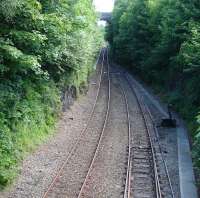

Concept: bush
[[0, 0, 103, 187]]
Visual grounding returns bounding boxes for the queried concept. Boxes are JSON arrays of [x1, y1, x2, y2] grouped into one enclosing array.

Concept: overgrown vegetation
[[0, 0, 103, 188], [107, 0, 200, 179]]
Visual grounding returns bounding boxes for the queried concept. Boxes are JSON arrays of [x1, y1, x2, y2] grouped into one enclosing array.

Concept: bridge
[[99, 12, 112, 23]]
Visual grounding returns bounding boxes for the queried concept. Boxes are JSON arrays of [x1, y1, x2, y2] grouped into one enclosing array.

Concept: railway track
[[121, 71, 175, 198], [42, 48, 110, 198], [77, 48, 111, 198]]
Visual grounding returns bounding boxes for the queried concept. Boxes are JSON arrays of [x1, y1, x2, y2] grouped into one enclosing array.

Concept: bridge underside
[[99, 12, 112, 23]]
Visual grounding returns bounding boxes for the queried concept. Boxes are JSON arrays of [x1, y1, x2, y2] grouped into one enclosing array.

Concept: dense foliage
[[0, 0, 103, 187], [107, 0, 200, 176]]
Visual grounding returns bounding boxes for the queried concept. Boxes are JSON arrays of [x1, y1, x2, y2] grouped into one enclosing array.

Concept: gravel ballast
[[79, 73, 129, 198]]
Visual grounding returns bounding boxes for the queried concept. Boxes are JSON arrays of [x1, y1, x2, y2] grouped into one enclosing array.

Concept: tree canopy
[[107, 0, 200, 175], [0, 0, 103, 187]]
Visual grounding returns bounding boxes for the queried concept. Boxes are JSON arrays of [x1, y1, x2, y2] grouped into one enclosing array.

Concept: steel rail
[[124, 73, 162, 198], [118, 77, 132, 198], [77, 48, 111, 198], [42, 48, 106, 198]]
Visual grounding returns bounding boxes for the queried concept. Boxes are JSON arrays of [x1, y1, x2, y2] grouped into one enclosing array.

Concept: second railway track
[[120, 70, 175, 198]]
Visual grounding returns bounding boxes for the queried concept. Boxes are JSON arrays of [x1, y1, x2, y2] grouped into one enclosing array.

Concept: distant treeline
[[0, 0, 103, 187], [107, 0, 200, 174]]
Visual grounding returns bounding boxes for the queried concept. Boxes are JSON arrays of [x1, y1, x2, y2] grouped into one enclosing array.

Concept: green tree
[[0, 0, 103, 187], [107, 0, 200, 178]]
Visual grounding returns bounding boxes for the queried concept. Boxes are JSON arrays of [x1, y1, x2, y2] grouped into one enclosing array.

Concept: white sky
[[93, 0, 114, 12]]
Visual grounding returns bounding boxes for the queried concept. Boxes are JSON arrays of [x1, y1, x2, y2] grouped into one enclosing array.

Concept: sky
[[93, 0, 114, 12]]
